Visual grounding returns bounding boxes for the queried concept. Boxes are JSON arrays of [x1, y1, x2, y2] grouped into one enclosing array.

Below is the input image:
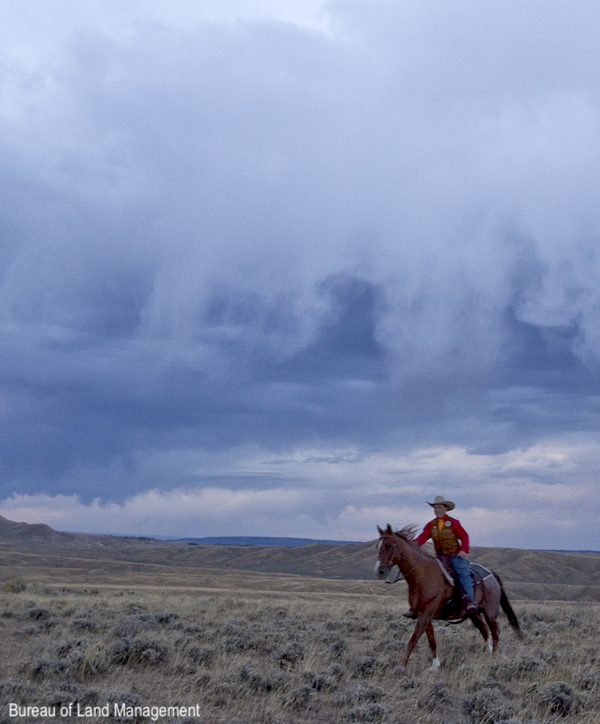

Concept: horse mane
[[393, 524, 435, 560], [394, 524, 419, 542]]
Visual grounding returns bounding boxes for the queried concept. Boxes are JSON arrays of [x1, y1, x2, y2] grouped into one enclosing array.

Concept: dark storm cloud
[[2, 0, 600, 506]]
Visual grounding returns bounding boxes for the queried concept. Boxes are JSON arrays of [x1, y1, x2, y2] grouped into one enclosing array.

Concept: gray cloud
[[1, 1, 600, 540]]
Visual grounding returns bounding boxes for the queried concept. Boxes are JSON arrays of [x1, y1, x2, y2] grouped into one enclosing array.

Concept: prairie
[[1, 515, 600, 723], [1, 580, 600, 724], [2, 512, 600, 602]]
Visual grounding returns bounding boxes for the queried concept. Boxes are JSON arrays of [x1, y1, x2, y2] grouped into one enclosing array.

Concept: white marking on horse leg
[[429, 656, 441, 672], [487, 636, 493, 653]]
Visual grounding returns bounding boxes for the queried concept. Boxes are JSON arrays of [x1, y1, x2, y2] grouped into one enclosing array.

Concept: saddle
[[438, 560, 493, 621]]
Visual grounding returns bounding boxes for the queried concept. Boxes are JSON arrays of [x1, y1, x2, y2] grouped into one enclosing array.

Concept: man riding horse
[[404, 495, 477, 617], [375, 520, 522, 671]]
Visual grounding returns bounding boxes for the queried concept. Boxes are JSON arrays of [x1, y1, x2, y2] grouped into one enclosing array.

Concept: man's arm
[[415, 522, 432, 547], [451, 519, 470, 554]]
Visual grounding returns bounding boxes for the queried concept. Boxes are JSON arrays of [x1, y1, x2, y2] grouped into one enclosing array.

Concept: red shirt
[[416, 514, 470, 553]]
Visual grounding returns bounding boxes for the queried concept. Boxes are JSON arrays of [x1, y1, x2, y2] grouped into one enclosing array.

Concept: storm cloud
[[1, 0, 600, 547]]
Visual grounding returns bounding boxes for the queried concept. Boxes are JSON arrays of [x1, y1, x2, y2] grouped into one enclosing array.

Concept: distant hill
[[1, 514, 600, 601], [0, 514, 78, 545], [552, 549, 600, 554], [171, 536, 361, 546]]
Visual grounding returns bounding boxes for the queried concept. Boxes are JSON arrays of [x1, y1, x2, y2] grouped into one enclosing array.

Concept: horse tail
[[493, 572, 523, 638]]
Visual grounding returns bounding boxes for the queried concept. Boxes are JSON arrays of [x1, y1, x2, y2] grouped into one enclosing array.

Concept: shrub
[[224, 635, 253, 652], [0, 578, 26, 593], [99, 689, 143, 710], [150, 611, 181, 627], [130, 638, 170, 667], [111, 614, 151, 638], [535, 681, 578, 717], [194, 673, 211, 689], [73, 643, 109, 681], [40, 684, 80, 708], [240, 664, 288, 693], [0, 679, 33, 703], [70, 616, 102, 632], [306, 671, 337, 691], [281, 684, 312, 710], [22, 607, 52, 621], [19, 606, 58, 630], [19, 657, 66, 681], [419, 682, 454, 712], [464, 687, 515, 723], [188, 645, 215, 667], [351, 655, 377, 678], [345, 703, 388, 722], [489, 654, 547, 681], [277, 641, 305, 669], [330, 638, 348, 657], [352, 685, 385, 703], [327, 663, 345, 680], [572, 670, 600, 692], [109, 635, 170, 667]]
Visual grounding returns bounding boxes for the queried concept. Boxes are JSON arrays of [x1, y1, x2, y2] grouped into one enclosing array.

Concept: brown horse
[[376, 524, 522, 672]]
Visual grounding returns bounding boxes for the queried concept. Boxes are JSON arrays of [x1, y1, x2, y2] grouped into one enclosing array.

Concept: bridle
[[387, 560, 419, 583], [381, 534, 419, 583]]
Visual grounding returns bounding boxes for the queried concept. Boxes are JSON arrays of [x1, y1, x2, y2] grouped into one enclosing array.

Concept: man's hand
[[457, 551, 468, 558]]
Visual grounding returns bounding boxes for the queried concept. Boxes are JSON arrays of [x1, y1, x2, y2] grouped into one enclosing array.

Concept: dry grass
[[2, 522, 600, 601], [1, 582, 600, 724]]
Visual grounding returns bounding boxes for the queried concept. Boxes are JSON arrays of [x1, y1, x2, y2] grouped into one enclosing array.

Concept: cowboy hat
[[427, 495, 455, 511]]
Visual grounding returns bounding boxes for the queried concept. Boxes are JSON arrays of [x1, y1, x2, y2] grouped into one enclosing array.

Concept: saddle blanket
[[469, 561, 494, 581]]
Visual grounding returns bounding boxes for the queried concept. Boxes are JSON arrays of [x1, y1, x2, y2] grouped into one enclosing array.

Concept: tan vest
[[430, 518, 460, 556]]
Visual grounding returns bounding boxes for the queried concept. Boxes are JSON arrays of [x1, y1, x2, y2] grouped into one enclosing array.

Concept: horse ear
[[377, 525, 384, 536], [386, 524, 393, 534]]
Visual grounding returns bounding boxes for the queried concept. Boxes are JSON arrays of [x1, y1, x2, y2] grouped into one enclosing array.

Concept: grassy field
[[1, 578, 600, 724], [1, 516, 599, 723], [2, 513, 600, 601]]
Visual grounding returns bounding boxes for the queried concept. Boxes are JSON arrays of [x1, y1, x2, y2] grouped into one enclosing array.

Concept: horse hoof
[[428, 657, 441, 671], [394, 665, 407, 677]]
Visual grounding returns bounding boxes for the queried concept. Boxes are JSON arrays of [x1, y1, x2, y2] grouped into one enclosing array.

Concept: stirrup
[[465, 601, 478, 613]]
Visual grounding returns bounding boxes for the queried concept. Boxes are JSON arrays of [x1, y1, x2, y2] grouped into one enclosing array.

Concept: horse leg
[[482, 610, 499, 652], [480, 574, 507, 652], [469, 613, 492, 652], [425, 621, 440, 671], [402, 616, 431, 669]]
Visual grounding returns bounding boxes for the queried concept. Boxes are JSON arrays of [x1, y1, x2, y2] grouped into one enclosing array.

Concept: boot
[[402, 609, 417, 619]]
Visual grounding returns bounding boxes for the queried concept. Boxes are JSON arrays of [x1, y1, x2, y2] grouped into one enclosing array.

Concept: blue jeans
[[449, 556, 473, 600]]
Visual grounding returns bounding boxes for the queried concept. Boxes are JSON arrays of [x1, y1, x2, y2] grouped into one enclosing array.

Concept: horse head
[[375, 524, 395, 579], [375, 524, 419, 579]]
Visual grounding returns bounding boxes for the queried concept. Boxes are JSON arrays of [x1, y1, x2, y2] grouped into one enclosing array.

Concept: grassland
[[1, 579, 600, 724], [1, 516, 600, 723]]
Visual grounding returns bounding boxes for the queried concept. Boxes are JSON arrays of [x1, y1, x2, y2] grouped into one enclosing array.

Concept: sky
[[1, 0, 600, 550]]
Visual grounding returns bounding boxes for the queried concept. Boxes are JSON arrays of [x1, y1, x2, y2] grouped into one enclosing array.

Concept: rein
[[386, 562, 418, 584], [387, 534, 420, 582]]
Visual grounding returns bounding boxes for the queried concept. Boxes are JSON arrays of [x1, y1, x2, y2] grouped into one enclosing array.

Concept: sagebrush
[[1, 586, 600, 723]]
